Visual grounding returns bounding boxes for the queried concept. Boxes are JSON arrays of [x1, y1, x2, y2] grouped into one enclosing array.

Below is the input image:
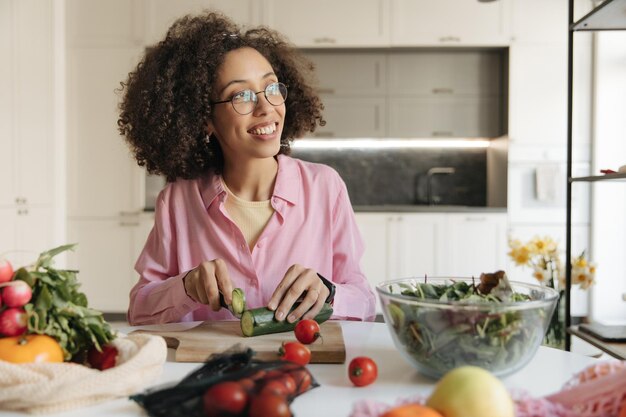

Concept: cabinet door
[[391, 0, 512, 46], [0, 207, 54, 268], [66, 0, 144, 47], [67, 47, 145, 217], [0, 0, 14, 207], [14, 0, 54, 207], [354, 213, 389, 288], [442, 213, 508, 277], [394, 214, 444, 279], [304, 52, 386, 96], [388, 51, 503, 96], [388, 97, 502, 138], [310, 97, 386, 138], [261, 0, 389, 47], [145, 0, 258, 46], [67, 218, 138, 313]]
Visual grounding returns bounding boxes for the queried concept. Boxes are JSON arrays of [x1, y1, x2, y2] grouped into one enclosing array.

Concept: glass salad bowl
[[376, 276, 559, 378]]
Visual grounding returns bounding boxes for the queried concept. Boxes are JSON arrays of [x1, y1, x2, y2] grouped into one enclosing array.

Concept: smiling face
[[208, 47, 286, 169]]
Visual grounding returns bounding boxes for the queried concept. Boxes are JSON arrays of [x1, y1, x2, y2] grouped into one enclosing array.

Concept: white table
[[0, 322, 600, 417]]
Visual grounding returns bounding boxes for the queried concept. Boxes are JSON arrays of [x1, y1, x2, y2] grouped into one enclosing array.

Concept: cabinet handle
[[465, 217, 487, 222], [313, 37, 336, 44], [17, 208, 28, 215], [439, 36, 461, 42], [432, 88, 454, 94], [120, 210, 141, 216], [15, 197, 26, 205], [120, 221, 140, 227], [317, 88, 335, 94], [432, 131, 454, 137], [313, 132, 335, 138]]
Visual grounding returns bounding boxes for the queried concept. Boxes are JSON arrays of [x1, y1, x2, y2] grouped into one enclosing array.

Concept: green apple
[[426, 366, 514, 417]]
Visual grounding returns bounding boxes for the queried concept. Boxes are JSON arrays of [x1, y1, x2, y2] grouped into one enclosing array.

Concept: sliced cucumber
[[219, 288, 246, 318], [240, 302, 333, 337]]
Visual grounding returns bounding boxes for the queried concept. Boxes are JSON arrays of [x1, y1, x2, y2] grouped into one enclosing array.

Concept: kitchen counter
[[0, 322, 602, 417], [353, 205, 507, 213]]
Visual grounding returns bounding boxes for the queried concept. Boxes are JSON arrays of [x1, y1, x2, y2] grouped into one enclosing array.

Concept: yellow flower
[[532, 266, 550, 283], [528, 236, 558, 256], [508, 245, 531, 266], [573, 256, 587, 268]]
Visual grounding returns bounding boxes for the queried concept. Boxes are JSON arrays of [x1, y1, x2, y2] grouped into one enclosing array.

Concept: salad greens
[[385, 274, 549, 377]]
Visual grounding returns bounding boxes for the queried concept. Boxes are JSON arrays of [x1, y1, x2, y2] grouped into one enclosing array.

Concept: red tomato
[[249, 393, 292, 417], [287, 368, 312, 394], [348, 356, 378, 387], [203, 381, 249, 417], [294, 319, 321, 344], [260, 374, 298, 397], [238, 377, 255, 392], [278, 342, 311, 366]]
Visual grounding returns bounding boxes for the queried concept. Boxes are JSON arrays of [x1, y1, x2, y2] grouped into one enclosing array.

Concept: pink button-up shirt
[[128, 155, 376, 325]]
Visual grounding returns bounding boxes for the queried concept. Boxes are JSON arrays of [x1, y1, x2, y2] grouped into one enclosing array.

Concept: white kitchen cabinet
[[67, 213, 154, 313], [260, 0, 389, 47], [388, 96, 502, 138], [144, 0, 260, 46], [390, 0, 512, 46], [0, 0, 57, 260], [356, 212, 508, 285], [441, 212, 508, 277], [0, 207, 54, 268], [67, 47, 145, 217]]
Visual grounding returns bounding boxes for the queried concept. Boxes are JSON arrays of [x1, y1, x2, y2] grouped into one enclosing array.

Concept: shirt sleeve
[[127, 191, 202, 325], [328, 179, 377, 321]]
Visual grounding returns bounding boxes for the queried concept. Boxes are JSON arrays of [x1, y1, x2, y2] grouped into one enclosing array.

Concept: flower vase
[[543, 290, 566, 349]]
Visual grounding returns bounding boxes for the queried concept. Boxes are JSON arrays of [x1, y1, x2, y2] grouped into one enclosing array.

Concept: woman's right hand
[[183, 259, 233, 311]]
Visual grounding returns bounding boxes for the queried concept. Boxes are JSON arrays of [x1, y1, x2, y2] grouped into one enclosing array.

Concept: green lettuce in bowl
[[376, 274, 559, 378]]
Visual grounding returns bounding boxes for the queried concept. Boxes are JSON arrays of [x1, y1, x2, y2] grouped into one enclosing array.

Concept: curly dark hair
[[117, 12, 325, 181]]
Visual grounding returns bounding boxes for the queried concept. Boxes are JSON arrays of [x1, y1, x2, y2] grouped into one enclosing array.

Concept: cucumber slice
[[240, 302, 333, 337]]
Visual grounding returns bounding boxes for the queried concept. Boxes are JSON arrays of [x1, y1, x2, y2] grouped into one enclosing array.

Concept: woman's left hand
[[267, 264, 330, 323]]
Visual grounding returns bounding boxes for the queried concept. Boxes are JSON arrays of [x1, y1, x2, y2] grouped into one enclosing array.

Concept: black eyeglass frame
[[211, 82, 288, 115]]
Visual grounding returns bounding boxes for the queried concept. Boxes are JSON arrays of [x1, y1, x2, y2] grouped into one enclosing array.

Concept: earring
[[204, 134, 211, 144]]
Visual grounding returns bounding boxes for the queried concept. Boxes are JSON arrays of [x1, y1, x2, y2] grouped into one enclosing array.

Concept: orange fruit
[[380, 404, 444, 417], [0, 334, 64, 363]]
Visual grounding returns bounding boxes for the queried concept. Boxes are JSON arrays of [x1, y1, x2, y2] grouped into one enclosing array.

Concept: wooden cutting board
[[131, 321, 346, 363]]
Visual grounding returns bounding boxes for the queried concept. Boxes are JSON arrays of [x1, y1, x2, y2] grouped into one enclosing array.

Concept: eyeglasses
[[211, 82, 288, 115]]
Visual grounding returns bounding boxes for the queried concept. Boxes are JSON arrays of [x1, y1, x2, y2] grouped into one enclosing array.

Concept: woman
[[118, 12, 375, 325]]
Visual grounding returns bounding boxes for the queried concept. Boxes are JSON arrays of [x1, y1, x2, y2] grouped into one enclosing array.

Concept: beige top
[[222, 179, 274, 251]]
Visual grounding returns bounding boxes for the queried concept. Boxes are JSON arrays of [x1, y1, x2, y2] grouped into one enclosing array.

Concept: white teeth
[[250, 124, 276, 135]]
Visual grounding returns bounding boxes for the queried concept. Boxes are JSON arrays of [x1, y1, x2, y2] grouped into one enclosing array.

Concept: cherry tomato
[[294, 319, 321, 344], [348, 356, 378, 387], [278, 341, 311, 365], [202, 381, 248, 417], [287, 368, 312, 394], [249, 393, 292, 417]]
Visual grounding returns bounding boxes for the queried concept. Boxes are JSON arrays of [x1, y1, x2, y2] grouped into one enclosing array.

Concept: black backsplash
[[292, 148, 487, 206]]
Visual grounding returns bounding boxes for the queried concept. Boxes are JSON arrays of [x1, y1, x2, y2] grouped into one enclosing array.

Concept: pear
[[426, 366, 514, 417]]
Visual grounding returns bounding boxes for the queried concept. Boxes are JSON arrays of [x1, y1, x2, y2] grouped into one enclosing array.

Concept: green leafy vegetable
[[385, 277, 548, 377], [15, 244, 116, 361]]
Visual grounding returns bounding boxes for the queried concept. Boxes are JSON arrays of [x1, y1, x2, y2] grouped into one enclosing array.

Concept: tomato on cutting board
[[278, 341, 311, 365], [0, 334, 64, 363], [294, 319, 321, 344]]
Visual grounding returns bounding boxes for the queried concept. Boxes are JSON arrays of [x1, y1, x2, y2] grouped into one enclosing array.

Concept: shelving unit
[[565, 0, 626, 352]]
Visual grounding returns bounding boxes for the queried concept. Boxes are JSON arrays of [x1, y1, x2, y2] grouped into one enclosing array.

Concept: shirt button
[[240, 243, 246, 250]]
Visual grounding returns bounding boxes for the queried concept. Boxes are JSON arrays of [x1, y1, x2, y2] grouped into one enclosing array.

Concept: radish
[[0, 258, 13, 283], [0, 307, 28, 336], [1, 280, 32, 307]]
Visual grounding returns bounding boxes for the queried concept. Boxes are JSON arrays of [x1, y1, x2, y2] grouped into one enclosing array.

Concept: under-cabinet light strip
[[291, 139, 491, 149]]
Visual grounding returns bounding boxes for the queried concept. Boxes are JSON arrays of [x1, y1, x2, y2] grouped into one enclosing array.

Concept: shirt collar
[[199, 154, 300, 209]]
